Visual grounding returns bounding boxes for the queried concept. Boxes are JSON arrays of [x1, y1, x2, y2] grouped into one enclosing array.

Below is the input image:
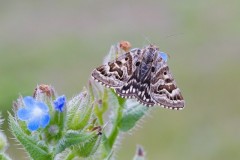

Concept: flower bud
[[67, 92, 93, 130], [33, 84, 56, 100], [48, 125, 59, 136], [120, 40, 131, 52], [133, 145, 146, 160]]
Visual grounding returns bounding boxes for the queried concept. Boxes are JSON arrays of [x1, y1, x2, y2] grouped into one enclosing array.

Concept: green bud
[[103, 45, 117, 64], [103, 42, 127, 64], [48, 125, 59, 136], [67, 91, 93, 130]]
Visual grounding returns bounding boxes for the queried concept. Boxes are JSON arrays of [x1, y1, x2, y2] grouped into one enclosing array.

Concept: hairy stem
[[108, 96, 125, 148]]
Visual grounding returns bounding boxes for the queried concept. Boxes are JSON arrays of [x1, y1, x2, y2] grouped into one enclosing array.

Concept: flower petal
[[35, 101, 49, 112], [40, 113, 50, 128], [54, 95, 66, 112], [23, 96, 35, 108], [159, 52, 168, 62], [17, 108, 31, 121], [27, 118, 40, 131]]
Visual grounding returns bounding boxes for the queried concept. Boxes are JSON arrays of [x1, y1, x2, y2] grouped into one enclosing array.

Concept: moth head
[[130, 48, 140, 53], [141, 45, 159, 63]]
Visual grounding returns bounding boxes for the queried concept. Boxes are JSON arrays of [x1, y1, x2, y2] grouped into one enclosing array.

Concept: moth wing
[[92, 50, 139, 88], [115, 49, 156, 106], [150, 58, 185, 110]]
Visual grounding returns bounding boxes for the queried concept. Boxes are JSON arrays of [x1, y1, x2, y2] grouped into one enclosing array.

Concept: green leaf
[[0, 132, 7, 153], [76, 104, 93, 130], [54, 130, 97, 155], [8, 113, 51, 160], [119, 100, 148, 132], [75, 133, 101, 158], [0, 153, 12, 160]]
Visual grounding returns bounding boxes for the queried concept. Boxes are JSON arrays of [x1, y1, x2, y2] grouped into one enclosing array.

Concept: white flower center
[[32, 107, 44, 118]]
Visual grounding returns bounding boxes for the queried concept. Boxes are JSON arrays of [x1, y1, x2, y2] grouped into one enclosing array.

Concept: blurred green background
[[1, 0, 240, 159]]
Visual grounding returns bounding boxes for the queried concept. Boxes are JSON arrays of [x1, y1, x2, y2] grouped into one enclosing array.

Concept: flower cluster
[[17, 94, 67, 131], [10, 84, 103, 160]]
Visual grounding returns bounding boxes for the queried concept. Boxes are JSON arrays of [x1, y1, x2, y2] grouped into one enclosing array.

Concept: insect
[[91, 44, 185, 110]]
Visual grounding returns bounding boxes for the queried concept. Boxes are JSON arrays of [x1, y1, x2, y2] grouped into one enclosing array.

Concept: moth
[[91, 44, 185, 110]]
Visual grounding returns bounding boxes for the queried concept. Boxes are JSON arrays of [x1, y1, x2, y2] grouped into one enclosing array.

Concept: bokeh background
[[1, 0, 240, 159]]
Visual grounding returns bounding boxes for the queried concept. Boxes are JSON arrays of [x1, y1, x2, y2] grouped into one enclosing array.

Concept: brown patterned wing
[[91, 50, 140, 88], [115, 46, 157, 106], [114, 60, 156, 106], [150, 58, 185, 110]]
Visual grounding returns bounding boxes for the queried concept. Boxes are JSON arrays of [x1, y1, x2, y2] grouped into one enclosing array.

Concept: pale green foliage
[[0, 113, 11, 160]]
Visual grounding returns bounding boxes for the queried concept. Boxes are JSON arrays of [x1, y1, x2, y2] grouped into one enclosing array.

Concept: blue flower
[[159, 52, 168, 62], [17, 96, 50, 131], [53, 95, 66, 112]]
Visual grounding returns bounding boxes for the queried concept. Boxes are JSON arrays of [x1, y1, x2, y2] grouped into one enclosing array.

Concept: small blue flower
[[17, 96, 50, 131], [159, 51, 168, 62], [53, 95, 66, 112]]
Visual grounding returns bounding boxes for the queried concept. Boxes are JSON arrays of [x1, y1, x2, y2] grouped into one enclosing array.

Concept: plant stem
[[108, 96, 125, 148]]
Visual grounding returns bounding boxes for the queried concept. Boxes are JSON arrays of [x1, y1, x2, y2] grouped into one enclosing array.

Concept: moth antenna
[[141, 34, 153, 46], [167, 53, 171, 59], [164, 32, 185, 39]]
